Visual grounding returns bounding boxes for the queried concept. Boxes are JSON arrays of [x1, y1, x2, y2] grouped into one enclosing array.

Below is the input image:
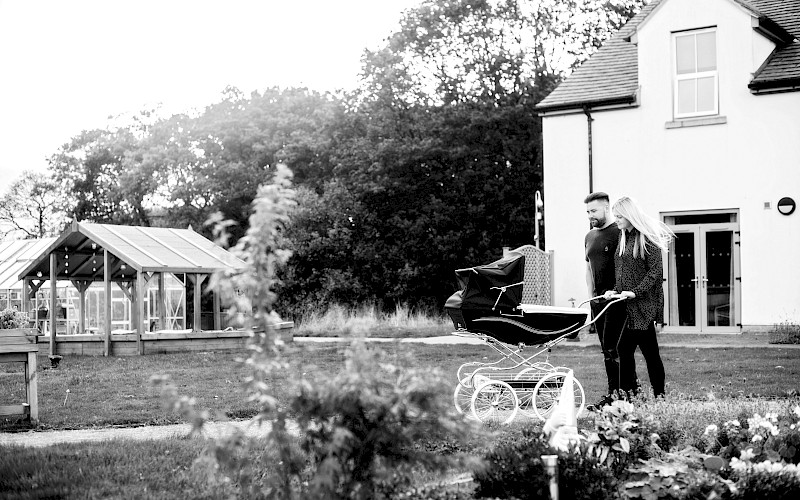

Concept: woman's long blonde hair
[[613, 196, 675, 258]]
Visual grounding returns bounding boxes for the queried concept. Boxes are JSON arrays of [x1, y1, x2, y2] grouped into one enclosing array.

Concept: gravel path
[[0, 419, 287, 448]]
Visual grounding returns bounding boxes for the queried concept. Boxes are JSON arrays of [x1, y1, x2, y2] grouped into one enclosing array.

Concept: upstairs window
[[673, 28, 718, 119]]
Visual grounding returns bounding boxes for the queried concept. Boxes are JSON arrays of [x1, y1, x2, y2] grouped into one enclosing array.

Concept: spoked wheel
[[470, 380, 519, 424], [531, 372, 585, 421], [453, 379, 475, 417]]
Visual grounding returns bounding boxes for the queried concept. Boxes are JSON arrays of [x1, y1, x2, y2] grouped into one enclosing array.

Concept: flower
[[704, 424, 719, 436], [739, 448, 756, 461], [752, 434, 763, 442]]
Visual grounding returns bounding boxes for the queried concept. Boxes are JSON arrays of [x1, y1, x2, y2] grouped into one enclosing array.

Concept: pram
[[445, 250, 624, 424]]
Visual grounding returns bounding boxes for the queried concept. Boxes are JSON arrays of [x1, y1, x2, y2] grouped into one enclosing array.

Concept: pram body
[[445, 250, 621, 424]]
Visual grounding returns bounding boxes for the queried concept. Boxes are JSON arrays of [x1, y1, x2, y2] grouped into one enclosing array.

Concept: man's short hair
[[584, 192, 610, 204]]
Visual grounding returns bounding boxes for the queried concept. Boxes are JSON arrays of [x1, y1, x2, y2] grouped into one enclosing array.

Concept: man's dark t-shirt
[[585, 223, 620, 296]]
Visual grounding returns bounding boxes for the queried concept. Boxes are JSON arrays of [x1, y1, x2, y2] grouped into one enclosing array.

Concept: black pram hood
[[453, 252, 525, 310]]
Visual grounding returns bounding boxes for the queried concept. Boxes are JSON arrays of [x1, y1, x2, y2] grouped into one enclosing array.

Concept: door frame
[[662, 210, 741, 333]]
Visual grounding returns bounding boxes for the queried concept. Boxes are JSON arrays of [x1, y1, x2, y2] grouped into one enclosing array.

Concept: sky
[[0, 0, 421, 194]]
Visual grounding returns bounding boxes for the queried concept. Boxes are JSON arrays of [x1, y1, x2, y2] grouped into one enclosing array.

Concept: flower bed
[[473, 398, 800, 499]]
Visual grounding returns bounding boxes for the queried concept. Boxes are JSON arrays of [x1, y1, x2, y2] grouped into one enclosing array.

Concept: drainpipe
[[583, 105, 594, 193]]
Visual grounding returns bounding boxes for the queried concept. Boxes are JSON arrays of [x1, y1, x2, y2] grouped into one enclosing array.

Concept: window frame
[[672, 27, 719, 120]]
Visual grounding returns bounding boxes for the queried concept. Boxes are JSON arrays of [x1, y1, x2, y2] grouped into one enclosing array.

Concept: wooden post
[[71, 280, 91, 335], [104, 249, 111, 356], [49, 253, 57, 356], [191, 274, 207, 332], [158, 272, 166, 331], [136, 272, 146, 354], [21, 278, 29, 315], [78, 286, 86, 334], [26, 349, 38, 423], [213, 289, 221, 330], [549, 250, 555, 306]]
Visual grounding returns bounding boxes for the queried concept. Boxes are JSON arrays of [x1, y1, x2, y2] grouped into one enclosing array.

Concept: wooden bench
[[0, 328, 40, 424]]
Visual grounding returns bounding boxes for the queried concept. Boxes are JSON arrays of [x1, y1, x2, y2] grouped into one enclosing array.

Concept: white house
[[536, 0, 799, 332]]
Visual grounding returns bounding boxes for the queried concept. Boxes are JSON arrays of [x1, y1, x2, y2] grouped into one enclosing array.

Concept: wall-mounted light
[[777, 197, 796, 216]]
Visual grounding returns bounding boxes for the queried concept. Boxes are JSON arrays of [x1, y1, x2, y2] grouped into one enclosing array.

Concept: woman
[[604, 196, 674, 398]]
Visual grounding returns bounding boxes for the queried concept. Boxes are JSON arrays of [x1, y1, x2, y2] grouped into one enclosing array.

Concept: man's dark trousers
[[590, 299, 629, 394]]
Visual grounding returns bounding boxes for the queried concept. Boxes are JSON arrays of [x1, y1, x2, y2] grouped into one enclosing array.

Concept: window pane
[[678, 79, 696, 114], [676, 35, 695, 74], [696, 32, 716, 71], [696, 76, 715, 112]]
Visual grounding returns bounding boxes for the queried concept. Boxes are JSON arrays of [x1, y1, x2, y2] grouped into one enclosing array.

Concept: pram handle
[[579, 295, 627, 330], [578, 294, 627, 308]]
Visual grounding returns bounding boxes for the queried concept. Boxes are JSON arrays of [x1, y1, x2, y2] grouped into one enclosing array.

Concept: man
[[583, 192, 633, 410]]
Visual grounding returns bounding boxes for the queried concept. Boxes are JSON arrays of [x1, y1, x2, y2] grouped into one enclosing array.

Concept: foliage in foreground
[[152, 166, 478, 499], [473, 400, 800, 500]]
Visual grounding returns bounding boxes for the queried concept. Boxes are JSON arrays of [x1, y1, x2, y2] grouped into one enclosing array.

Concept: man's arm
[[586, 262, 594, 298]]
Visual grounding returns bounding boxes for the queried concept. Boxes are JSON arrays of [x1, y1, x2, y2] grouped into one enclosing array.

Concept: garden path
[[0, 419, 289, 448]]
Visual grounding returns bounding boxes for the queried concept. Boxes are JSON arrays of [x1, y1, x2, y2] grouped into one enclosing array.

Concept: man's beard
[[590, 216, 607, 228]]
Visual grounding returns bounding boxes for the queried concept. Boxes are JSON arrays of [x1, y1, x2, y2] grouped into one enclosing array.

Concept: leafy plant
[[0, 308, 29, 329], [154, 164, 477, 499], [290, 341, 476, 499], [583, 400, 658, 474], [473, 427, 619, 500], [623, 447, 735, 500], [702, 406, 800, 466], [769, 320, 800, 345]]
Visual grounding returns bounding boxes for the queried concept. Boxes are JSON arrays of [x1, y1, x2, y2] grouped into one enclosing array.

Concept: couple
[[584, 192, 674, 409]]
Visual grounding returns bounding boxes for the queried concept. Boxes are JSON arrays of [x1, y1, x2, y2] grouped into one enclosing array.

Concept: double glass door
[[666, 222, 740, 332]]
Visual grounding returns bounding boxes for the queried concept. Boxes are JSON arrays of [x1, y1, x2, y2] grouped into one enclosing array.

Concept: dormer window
[[673, 28, 718, 119]]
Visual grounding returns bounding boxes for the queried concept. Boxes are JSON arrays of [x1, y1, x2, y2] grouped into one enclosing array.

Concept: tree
[[358, 0, 645, 107], [47, 112, 156, 225], [0, 170, 70, 239]]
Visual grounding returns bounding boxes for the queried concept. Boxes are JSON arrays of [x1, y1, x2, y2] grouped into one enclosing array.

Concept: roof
[[0, 238, 57, 290], [536, 0, 800, 111], [18, 222, 245, 282], [747, 0, 800, 91]]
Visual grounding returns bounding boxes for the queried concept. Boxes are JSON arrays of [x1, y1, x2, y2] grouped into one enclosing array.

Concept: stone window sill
[[665, 116, 727, 129]]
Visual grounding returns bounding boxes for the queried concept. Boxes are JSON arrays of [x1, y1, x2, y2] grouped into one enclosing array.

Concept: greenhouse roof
[[0, 238, 57, 290], [18, 222, 245, 283]]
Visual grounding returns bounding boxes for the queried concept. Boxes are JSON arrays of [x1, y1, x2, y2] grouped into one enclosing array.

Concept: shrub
[[289, 341, 477, 499], [623, 449, 735, 500], [729, 467, 800, 499], [583, 400, 659, 474], [769, 321, 800, 345], [156, 166, 478, 499], [473, 428, 619, 500], [701, 405, 800, 466], [0, 308, 28, 329]]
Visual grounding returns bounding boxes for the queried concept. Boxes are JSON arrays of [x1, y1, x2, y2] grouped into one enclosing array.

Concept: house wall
[[542, 0, 800, 327]]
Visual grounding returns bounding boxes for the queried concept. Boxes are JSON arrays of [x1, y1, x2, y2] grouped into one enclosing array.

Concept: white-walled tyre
[[470, 380, 519, 424], [531, 372, 586, 421], [453, 381, 475, 416]]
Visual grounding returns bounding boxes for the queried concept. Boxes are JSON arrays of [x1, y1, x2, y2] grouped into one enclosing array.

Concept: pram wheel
[[470, 379, 519, 424], [531, 372, 585, 421], [453, 379, 475, 417]]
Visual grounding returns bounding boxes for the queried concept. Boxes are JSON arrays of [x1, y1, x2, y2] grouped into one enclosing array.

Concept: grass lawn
[[2, 341, 799, 430], [2, 341, 800, 498]]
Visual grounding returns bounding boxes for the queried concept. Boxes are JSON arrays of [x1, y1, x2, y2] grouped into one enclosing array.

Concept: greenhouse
[[9, 221, 255, 356]]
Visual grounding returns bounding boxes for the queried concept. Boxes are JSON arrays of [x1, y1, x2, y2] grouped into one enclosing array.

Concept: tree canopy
[[4, 0, 645, 318]]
